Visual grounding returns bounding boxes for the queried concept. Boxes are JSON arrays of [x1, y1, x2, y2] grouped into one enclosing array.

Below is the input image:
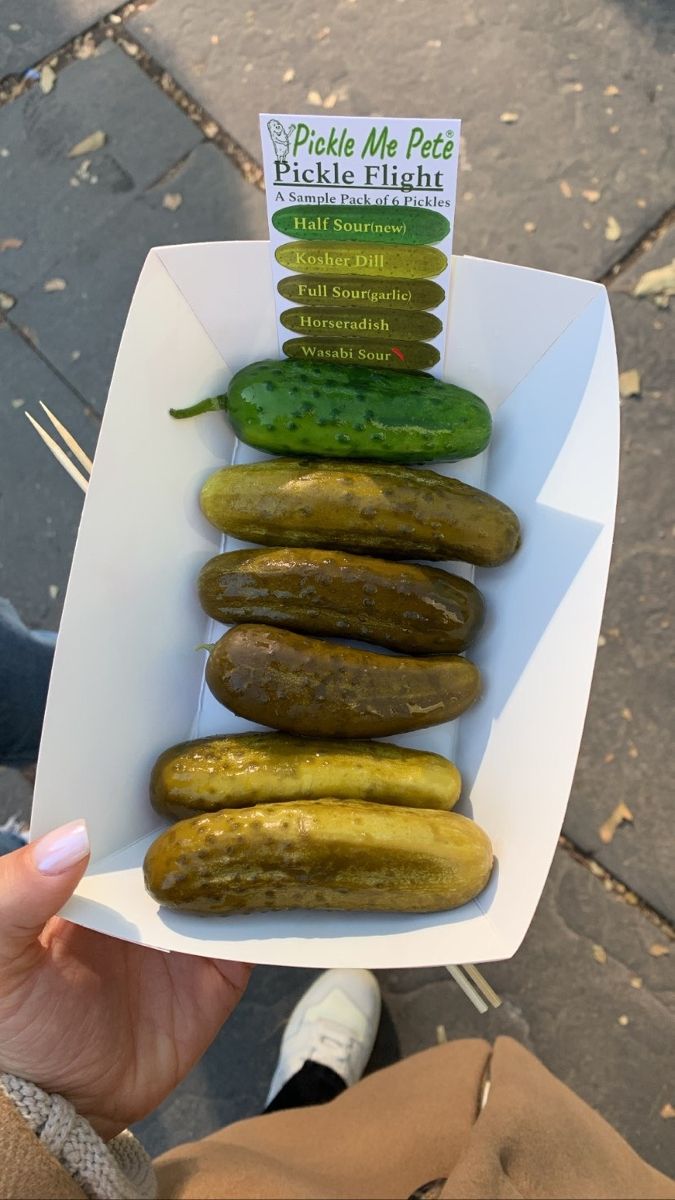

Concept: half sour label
[[260, 113, 461, 375]]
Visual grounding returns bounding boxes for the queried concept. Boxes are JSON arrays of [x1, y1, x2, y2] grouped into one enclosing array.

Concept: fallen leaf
[[40, 65, 56, 94], [74, 32, 97, 60], [561, 81, 584, 94], [629, 976, 642, 989], [610, 124, 620, 134], [621, 707, 633, 721], [323, 92, 339, 109], [660, 1103, 675, 1119], [605, 215, 621, 241], [604, 84, 621, 96], [603, 752, 615, 764], [307, 90, 323, 106], [583, 189, 601, 203], [0, 237, 23, 251], [598, 801, 633, 844], [282, 68, 295, 83], [559, 179, 573, 199], [632, 260, 675, 304], [210, 34, 219, 45], [315, 25, 330, 40], [619, 368, 641, 398], [162, 192, 182, 211], [649, 943, 670, 957], [617, 1014, 629, 1027], [627, 745, 639, 759], [11, 398, 24, 408], [499, 111, 519, 124], [0, 291, 16, 311], [427, 38, 442, 48], [48, 584, 59, 600], [119, 38, 139, 56], [43, 277, 67, 292], [636, 198, 647, 208], [68, 130, 106, 158], [592, 944, 607, 964], [203, 120, 218, 138], [523, 221, 536, 233]]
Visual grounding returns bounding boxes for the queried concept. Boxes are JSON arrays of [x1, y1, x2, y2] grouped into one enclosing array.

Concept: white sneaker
[[265, 968, 381, 1107]]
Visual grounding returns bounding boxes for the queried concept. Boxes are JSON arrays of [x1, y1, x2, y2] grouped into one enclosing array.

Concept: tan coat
[[2, 1038, 673, 1200]]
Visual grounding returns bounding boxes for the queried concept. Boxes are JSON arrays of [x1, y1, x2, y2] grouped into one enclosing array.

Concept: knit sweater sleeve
[[0, 1075, 156, 1200]]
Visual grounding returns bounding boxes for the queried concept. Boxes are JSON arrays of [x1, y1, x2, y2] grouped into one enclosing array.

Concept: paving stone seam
[[0, 4, 264, 192], [108, 26, 263, 189], [0, 2, 143, 100], [559, 835, 675, 938], [602, 203, 675, 289], [2, 317, 99, 420]]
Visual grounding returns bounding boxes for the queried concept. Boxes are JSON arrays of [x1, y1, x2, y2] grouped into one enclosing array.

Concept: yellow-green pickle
[[150, 733, 462, 819], [200, 459, 520, 566], [143, 801, 494, 915]]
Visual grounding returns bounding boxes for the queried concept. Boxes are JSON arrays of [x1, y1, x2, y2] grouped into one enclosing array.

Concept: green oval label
[[282, 338, 440, 371], [275, 241, 448, 279], [277, 274, 445, 311], [272, 205, 450, 245], [281, 306, 442, 342]]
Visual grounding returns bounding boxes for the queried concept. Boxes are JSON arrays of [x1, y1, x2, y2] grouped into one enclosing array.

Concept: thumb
[[0, 820, 90, 962]]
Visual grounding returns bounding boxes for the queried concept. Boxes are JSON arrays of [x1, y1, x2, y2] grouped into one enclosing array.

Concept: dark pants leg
[[264, 1061, 347, 1113], [0, 598, 55, 769]]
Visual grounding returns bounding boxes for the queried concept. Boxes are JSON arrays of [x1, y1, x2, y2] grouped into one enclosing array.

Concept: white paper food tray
[[30, 241, 619, 968]]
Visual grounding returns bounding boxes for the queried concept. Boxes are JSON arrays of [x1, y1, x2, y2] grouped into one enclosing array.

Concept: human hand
[[0, 821, 250, 1139]]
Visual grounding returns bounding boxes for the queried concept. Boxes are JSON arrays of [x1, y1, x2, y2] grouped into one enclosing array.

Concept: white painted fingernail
[[32, 820, 90, 875]]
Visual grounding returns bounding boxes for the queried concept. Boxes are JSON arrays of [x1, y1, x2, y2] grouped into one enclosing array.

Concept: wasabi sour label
[[260, 113, 460, 375]]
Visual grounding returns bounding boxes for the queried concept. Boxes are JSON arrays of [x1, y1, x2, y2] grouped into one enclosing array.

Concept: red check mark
[[391, 346, 405, 362]]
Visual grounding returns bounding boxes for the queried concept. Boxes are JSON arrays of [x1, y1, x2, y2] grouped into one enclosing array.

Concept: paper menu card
[[259, 114, 461, 376]]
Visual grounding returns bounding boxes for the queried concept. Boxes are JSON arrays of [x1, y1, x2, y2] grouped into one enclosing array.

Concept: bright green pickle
[[170, 358, 492, 463]]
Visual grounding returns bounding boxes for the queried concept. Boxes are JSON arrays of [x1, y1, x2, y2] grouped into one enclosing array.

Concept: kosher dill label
[[260, 113, 460, 376]]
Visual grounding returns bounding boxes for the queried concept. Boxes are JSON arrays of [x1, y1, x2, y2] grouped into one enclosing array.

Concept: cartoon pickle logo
[[267, 118, 296, 161]]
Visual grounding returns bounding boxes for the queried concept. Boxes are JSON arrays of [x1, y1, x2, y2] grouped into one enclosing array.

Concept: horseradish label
[[260, 114, 461, 375]]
